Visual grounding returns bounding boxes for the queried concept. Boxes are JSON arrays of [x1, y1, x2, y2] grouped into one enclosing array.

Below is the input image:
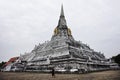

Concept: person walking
[[51, 68, 55, 77]]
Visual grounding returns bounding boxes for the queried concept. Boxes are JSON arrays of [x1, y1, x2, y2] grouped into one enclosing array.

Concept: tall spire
[[51, 5, 74, 40], [58, 4, 67, 28], [60, 4, 64, 17]]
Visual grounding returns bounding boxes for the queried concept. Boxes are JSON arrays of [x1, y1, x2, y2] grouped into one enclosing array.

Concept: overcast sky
[[0, 0, 120, 62]]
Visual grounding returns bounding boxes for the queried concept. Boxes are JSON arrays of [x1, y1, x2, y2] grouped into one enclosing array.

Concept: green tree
[[111, 54, 120, 66], [0, 61, 6, 68]]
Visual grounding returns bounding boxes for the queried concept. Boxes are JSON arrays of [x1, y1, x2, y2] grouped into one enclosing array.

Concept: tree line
[[111, 54, 120, 66]]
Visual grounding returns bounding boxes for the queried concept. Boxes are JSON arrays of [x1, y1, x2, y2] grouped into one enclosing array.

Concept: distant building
[[3, 57, 19, 71], [3, 5, 119, 72]]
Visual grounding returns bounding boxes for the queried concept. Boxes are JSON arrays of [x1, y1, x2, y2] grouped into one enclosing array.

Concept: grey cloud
[[0, 0, 120, 62]]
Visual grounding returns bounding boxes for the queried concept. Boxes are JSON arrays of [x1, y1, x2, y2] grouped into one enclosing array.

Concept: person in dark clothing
[[51, 68, 55, 77]]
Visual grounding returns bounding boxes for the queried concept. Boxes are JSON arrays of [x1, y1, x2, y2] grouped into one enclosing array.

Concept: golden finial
[[54, 27, 59, 35], [68, 28, 72, 36]]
